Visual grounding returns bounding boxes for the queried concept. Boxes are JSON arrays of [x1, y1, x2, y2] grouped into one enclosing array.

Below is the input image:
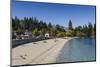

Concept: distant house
[[24, 31, 33, 39], [24, 31, 32, 36], [12, 31, 22, 40], [45, 33, 50, 38], [12, 30, 33, 40]]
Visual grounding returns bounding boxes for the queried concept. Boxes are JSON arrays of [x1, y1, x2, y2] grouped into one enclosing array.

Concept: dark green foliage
[[12, 17, 96, 38], [87, 22, 93, 36], [32, 29, 40, 36], [57, 32, 66, 37], [93, 23, 96, 36], [66, 20, 96, 37], [12, 17, 66, 37], [68, 20, 73, 30], [66, 20, 74, 37], [66, 29, 74, 37]]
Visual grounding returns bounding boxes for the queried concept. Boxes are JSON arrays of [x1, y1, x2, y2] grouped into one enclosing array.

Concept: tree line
[[12, 16, 96, 37], [12, 16, 66, 37], [66, 20, 96, 37]]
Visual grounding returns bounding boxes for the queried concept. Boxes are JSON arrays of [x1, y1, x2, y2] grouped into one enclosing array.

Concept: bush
[[66, 29, 74, 37], [32, 29, 40, 36], [57, 32, 66, 37]]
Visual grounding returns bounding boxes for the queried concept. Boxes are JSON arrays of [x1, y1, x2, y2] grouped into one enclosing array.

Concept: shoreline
[[12, 37, 73, 66]]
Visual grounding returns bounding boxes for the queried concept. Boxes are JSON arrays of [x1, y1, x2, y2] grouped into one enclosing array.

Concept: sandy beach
[[12, 37, 72, 66]]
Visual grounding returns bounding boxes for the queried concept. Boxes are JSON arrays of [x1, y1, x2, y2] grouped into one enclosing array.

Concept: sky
[[12, 0, 96, 28]]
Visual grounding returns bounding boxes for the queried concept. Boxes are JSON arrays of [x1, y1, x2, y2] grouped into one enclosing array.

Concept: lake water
[[57, 37, 96, 63]]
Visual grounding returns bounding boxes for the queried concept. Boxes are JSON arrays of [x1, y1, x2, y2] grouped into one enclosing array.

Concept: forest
[[12, 16, 96, 38]]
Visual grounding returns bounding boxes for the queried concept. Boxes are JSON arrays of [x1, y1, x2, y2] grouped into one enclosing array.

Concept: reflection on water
[[57, 37, 96, 63]]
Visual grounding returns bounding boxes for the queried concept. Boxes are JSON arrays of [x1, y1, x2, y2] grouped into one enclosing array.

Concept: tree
[[66, 20, 74, 37], [12, 18, 16, 30], [93, 23, 96, 36], [76, 30, 84, 37], [12, 16, 95, 38], [94, 23, 96, 32], [48, 22, 53, 36], [32, 17, 39, 29], [75, 26, 84, 36], [66, 29, 74, 37], [13, 16, 20, 31], [32, 29, 40, 36], [41, 28, 47, 35], [48, 22, 52, 28], [57, 32, 66, 37], [82, 24, 88, 37], [28, 17, 34, 30], [19, 20, 25, 32], [87, 22, 93, 37], [68, 20, 73, 30]]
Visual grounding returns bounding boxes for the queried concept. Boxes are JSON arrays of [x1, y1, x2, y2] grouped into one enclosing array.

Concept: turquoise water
[[57, 37, 96, 63]]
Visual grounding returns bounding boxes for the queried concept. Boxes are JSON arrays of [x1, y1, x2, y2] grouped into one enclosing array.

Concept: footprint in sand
[[33, 42, 38, 44], [43, 41, 47, 43], [20, 54, 27, 60]]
